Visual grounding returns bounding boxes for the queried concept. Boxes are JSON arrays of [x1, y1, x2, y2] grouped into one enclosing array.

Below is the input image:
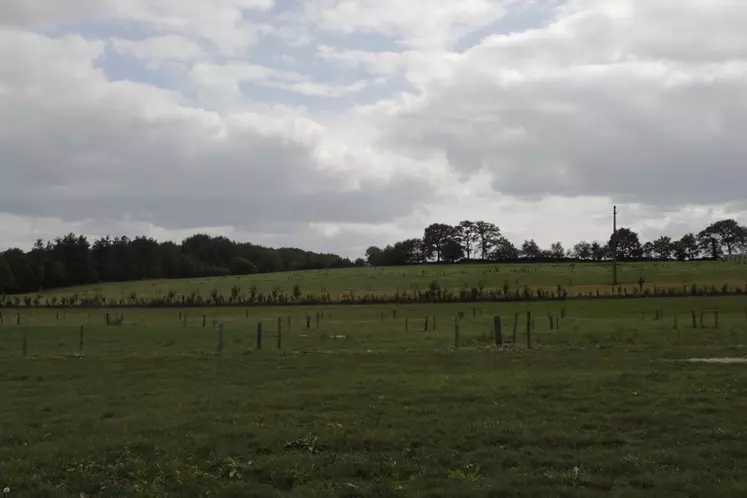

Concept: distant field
[[3, 296, 747, 496], [13, 261, 747, 303]]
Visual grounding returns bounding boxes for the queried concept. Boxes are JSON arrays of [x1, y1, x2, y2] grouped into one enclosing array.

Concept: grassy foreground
[[13, 261, 747, 303], [3, 297, 747, 496]]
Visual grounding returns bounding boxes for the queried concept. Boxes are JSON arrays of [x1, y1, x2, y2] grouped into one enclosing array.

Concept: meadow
[[3, 295, 747, 496], [9, 261, 747, 306]]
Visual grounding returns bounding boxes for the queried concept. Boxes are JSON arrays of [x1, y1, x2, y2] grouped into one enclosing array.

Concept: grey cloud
[[376, 0, 747, 208], [0, 30, 434, 237]]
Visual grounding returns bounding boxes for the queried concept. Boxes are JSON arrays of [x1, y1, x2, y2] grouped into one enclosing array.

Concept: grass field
[[3, 296, 747, 496], [14, 261, 747, 303]]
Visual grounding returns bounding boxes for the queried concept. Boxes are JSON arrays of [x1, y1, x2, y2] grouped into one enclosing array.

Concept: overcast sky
[[1, 0, 746, 258]]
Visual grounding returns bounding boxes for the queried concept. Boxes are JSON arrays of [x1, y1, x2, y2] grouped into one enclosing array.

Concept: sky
[[1, 0, 746, 258]]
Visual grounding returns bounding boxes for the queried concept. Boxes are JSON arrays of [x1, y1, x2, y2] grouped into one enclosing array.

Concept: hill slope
[[9, 261, 747, 304]]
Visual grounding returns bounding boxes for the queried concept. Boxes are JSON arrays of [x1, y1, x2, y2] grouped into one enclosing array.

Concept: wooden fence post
[[178, 311, 182, 321], [526, 311, 532, 349], [433, 316, 436, 331], [424, 316, 429, 331], [203, 315, 207, 327], [288, 315, 291, 331], [561, 308, 566, 319], [454, 316, 460, 349], [512, 312, 519, 343], [78, 325, 84, 355], [257, 321, 263, 350], [306, 315, 311, 329], [494, 316, 502, 346], [393, 309, 397, 318], [549, 313, 554, 330], [17, 312, 21, 326], [692, 310, 697, 328], [106, 312, 110, 325], [245, 309, 249, 319], [555, 315, 560, 330], [277, 317, 282, 350], [699, 311, 704, 328], [217, 323, 224, 355]]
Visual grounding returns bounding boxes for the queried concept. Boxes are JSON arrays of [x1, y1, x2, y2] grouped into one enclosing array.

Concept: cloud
[[110, 35, 205, 67], [297, 0, 519, 48], [0, 29, 435, 252], [2, 0, 747, 258], [365, 0, 747, 208]]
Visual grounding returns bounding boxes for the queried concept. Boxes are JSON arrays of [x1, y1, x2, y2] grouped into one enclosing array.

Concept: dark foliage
[[0, 233, 353, 294]]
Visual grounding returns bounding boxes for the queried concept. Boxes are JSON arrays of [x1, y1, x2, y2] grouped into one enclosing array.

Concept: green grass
[[13, 261, 747, 303], [3, 296, 747, 496]]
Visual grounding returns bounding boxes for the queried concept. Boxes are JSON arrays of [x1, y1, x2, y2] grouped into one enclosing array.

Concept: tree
[[489, 238, 519, 261], [652, 236, 674, 259], [572, 241, 592, 260], [423, 224, 456, 262], [698, 219, 746, 258], [230, 257, 257, 275], [0, 254, 15, 293], [474, 221, 501, 260], [457, 221, 479, 260], [550, 242, 565, 260], [609, 228, 642, 260], [590, 241, 606, 261], [442, 239, 464, 263], [641, 242, 655, 260], [678, 233, 699, 260], [365, 246, 384, 266], [520, 239, 542, 260]]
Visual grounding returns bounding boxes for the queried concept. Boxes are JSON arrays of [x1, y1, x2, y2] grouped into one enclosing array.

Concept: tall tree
[[365, 246, 383, 266], [442, 239, 464, 264], [474, 221, 501, 260], [652, 236, 674, 259], [550, 242, 565, 260], [489, 238, 519, 261], [609, 228, 642, 260], [678, 233, 699, 260], [457, 221, 479, 260], [698, 219, 746, 258], [641, 242, 655, 260], [572, 241, 592, 260], [590, 241, 606, 261], [520, 239, 542, 260], [423, 223, 456, 263]]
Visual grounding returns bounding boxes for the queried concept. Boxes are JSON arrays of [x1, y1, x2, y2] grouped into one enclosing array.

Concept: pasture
[[14, 261, 747, 303], [3, 296, 747, 496]]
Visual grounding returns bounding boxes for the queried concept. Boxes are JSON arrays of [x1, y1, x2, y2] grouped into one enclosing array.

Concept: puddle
[[682, 357, 747, 364]]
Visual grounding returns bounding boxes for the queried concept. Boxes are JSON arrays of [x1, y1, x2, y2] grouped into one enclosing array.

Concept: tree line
[[364, 219, 747, 266], [1, 218, 745, 295], [0, 234, 356, 294]]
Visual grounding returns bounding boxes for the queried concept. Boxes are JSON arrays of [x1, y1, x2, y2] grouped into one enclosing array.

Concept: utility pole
[[612, 205, 618, 285]]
